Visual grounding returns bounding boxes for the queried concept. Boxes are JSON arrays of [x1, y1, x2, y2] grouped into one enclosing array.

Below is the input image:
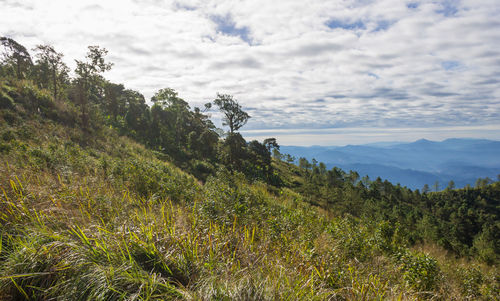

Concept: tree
[[123, 89, 150, 138], [213, 93, 250, 133], [361, 175, 371, 188], [433, 181, 440, 192], [272, 148, 282, 160], [104, 82, 126, 123], [248, 139, 281, 182], [447, 180, 455, 190], [74, 46, 112, 128], [422, 184, 430, 194], [285, 154, 296, 164], [0, 37, 33, 79], [263, 138, 279, 152], [249, 140, 271, 173], [347, 170, 360, 185], [220, 132, 247, 171], [151, 88, 188, 109], [475, 177, 492, 188], [189, 129, 219, 160], [319, 162, 327, 175], [34, 45, 69, 101], [151, 88, 191, 149], [298, 157, 311, 171]]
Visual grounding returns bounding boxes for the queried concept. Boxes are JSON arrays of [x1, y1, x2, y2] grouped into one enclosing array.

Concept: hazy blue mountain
[[280, 138, 500, 190]]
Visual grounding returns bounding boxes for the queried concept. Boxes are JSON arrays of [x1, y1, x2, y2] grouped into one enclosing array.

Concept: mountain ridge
[[281, 138, 500, 189]]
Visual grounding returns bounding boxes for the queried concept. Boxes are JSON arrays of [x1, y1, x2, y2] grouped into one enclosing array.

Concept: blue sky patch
[[374, 20, 393, 32], [326, 19, 365, 30], [211, 14, 252, 44], [441, 60, 460, 70], [407, 2, 419, 9], [436, 0, 458, 17], [173, 2, 196, 11]]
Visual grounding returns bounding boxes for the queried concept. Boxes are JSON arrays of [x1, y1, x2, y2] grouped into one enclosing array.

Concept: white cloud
[[1, 0, 499, 144]]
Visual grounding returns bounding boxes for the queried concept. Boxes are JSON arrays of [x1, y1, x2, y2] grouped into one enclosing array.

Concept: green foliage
[[395, 250, 441, 292], [1, 36, 33, 79], [0, 80, 15, 109], [218, 132, 247, 172], [327, 217, 378, 262], [274, 157, 500, 264], [200, 169, 265, 226], [458, 265, 483, 298], [16, 80, 53, 111], [115, 157, 199, 202], [189, 159, 215, 181], [473, 224, 499, 265]]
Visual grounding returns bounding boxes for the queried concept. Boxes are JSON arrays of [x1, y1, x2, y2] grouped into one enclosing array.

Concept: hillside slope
[[0, 81, 498, 299]]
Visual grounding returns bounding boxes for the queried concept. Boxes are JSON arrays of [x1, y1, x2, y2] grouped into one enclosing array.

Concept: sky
[[1, 0, 500, 145]]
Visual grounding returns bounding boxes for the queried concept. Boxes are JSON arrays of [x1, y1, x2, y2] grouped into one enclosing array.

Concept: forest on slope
[[0, 37, 498, 299]]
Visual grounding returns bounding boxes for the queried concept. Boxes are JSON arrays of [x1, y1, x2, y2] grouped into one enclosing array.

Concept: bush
[[200, 169, 267, 227], [0, 143, 11, 153], [458, 266, 483, 298], [473, 224, 499, 265], [189, 159, 215, 181], [1, 130, 15, 142], [395, 250, 440, 292], [0, 109, 20, 124], [29, 147, 55, 169], [327, 216, 377, 262]]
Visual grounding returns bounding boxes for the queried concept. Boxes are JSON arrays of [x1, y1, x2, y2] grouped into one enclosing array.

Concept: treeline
[[273, 156, 500, 264], [0, 37, 278, 182]]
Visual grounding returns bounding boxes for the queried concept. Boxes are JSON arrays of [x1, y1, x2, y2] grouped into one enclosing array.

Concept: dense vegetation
[[274, 159, 499, 264], [0, 37, 498, 300]]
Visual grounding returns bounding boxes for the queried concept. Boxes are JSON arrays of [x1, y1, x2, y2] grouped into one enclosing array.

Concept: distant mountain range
[[280, 138, 500, 190]]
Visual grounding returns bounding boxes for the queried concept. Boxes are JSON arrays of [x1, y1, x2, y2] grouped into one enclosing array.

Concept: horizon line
[[241, 124, 500, 146]]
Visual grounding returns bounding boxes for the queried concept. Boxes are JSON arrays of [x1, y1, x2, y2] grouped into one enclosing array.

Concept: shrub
[[189, 159, 215, 181], [473, 225, 499, 265], [327, 216, 377, 262], [1, 130, 15, 142], [0, 143, 11, 153], [395, 250, 441, 292], [458, 266, 483, 298]]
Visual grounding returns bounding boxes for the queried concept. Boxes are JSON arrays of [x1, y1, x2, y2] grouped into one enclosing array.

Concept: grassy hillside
[[0, 79, 499, 300]]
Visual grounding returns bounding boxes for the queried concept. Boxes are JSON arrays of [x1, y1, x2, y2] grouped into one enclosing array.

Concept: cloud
[[289, 41, 343, 57], [0, 0, 499, 145], [210, 57, 261, 69]]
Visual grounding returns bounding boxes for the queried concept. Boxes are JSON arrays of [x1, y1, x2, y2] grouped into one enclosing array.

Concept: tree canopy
[[213, 93, 250, 134]]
